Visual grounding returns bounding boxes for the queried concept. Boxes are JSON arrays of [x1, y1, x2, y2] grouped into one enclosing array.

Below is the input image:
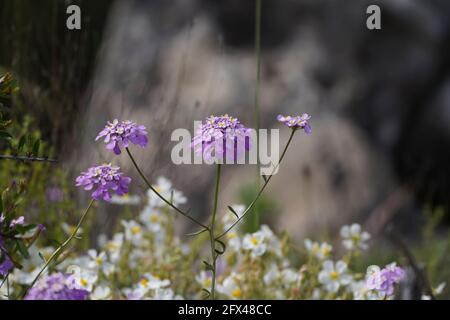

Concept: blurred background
[[1, 0, 450, 294]]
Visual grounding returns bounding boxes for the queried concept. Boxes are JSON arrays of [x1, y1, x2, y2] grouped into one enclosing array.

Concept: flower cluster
[[366, 263, 405, 298], [3, 179, 443, 300], [192, 114, 252, 162], [96, 119, 148, 155], [25, 273, 89, 300], [75, 164, 131, 201], [277, 114, 312, 134]]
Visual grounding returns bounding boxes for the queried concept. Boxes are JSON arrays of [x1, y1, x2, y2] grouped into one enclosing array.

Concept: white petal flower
[[318, 260, 352, 293], [242, 231, 267, 257], [340, 223, 370, 251]]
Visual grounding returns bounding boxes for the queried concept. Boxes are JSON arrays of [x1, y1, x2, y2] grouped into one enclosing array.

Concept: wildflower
[[318, 260, 352, 293], [87, 250, 114, 276], [138, 274, 171, 291], [340, 223, 370, 251], [260, 225, 283, 257], [139, 207, 164, 233], [365, 263, 405, 297], [68, 266, 98, 292], [96, 119, 148, 155], [104, 233, 124, 263], [122, 220, 143, 245], [24, 273, 89, 300], [195, 271, 212, 291], [277, 113, 312, 134], [111, 194, 140, 205], [304, 239, 332, 260], [192, 114, 252, 163], [217, 273, 242, 300], [91, 286, 112, 300], [147, 177, 187, 208], [0, 254, 13, 277], [225, 231, 242, 252], [242, 231, 267, 257], [9, 216, 25, 228], [75, 163, 131, 201]]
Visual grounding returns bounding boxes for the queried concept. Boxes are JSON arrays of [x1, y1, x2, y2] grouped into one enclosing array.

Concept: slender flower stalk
[[253, 0, 263, 230], [23, 199, 95, 298], [126, 147, 208, 230], [209, 164, 222, 300], [216, 129, 297, 240]]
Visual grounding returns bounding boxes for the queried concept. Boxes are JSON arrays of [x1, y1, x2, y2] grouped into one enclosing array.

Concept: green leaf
[[18, 135, 26, 152], [202, 260, 214, 271], [0, 130, 12, 140], [16, 240, 30, 259], [227, 205, 240, 219], [32, 139, 40, 156], [201, 288, 211, 299]]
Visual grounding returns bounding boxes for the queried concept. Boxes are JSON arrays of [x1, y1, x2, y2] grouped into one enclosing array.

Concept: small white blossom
[[304, 239, 332, 260], [340, 224, 370, 251], [318, 260, 352, 293], [242, 231, 267, 257]]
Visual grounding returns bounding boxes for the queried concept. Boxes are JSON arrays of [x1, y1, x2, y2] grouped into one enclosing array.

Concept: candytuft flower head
[[365, 263, 405, 297], [277, 114, 312, 134], [96, 119, 148, 155], [192, 114, 252, 163], [25, 272, 89, 300], [75, 164, 131, 201]]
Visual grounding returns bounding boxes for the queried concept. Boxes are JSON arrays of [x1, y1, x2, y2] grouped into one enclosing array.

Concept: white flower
[[147, 177, 187, 208], [122, 220, 143, 245], [87, 250, 115, 276], [225, 231, 241, 252], [152, 288, 178, 300], [195, 271, 212, 291], [139, 206, 165, 233], [91, 286, 112, 300], [110, 194, 140, 205], [217, 273, 242, 300], [242, 231, 267, 257], [349, 280, 370, 300], [104, 233, 124, 263], [281, 268, 300, 284], [61, 222, 83, 237], [304, 239, 332, 260], [260, 225, 283, 257], [434, 282, 446, 295], [67, 266, 98, 292], [318, 260, 352, 293], [138, 274, 171, 291], [263, 264, 280, 285], [340, 224, 370, 251]]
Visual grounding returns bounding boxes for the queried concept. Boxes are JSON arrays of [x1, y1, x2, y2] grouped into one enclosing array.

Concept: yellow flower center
[[250, 236, 259, 246], [231, 288, 242, 298], [80, 278, 88, 287], [95, 257, 103, 265], [140, 278, 149, 287], [330, 271, 339, 280], [351, 234, 361, 242], [204, 278, 212, 288], [150, 214, 160, 223], [321, 247, 331, 256], [131, 226, 141, 235], [227, 232, 237, 239]]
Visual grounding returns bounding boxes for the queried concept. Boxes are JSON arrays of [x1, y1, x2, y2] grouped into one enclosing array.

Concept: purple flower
[[0, 238, 14, 277], [191, 114, 252, 163], [25, 273, 89, 300], [75, 164, 132, 201], [366, 263, 405, 297], [10, 216, 25, 228], [96, 119, 148, 155], [277, 114, 312, 134]]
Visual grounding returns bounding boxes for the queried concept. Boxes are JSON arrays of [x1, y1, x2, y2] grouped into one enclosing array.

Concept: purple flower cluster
[[277, 114, 312, 134], [76, 164, 131, 201], [0, 239, 13, 277], [25, 273, 89, 300], [192, 114, 252, 162], [96, 119, 148, 155], [366, 263, 405, 296]]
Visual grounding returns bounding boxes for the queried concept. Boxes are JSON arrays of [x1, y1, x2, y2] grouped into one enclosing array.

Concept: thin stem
[[22, 199, 95, 298], [209, 164, 222, 300], [216, 129, 297, 240], [253, 0, 262, 230], [126, 147, 208, 230], [0, 155, 57, 163]]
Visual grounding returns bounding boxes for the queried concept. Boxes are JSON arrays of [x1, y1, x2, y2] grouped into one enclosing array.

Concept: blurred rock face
[[76, 0, 450, 236]]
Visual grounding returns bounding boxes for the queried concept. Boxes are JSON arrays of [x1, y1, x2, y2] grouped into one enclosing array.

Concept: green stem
[[126, 147, 208, 230], [209, 164, 222, 300], [216, 129, 297, 240], [23, 199, 95, 298], [253, 0, 262, 230]]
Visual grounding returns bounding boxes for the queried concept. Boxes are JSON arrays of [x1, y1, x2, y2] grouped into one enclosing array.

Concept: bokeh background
[[1, 0, 450, 296]]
